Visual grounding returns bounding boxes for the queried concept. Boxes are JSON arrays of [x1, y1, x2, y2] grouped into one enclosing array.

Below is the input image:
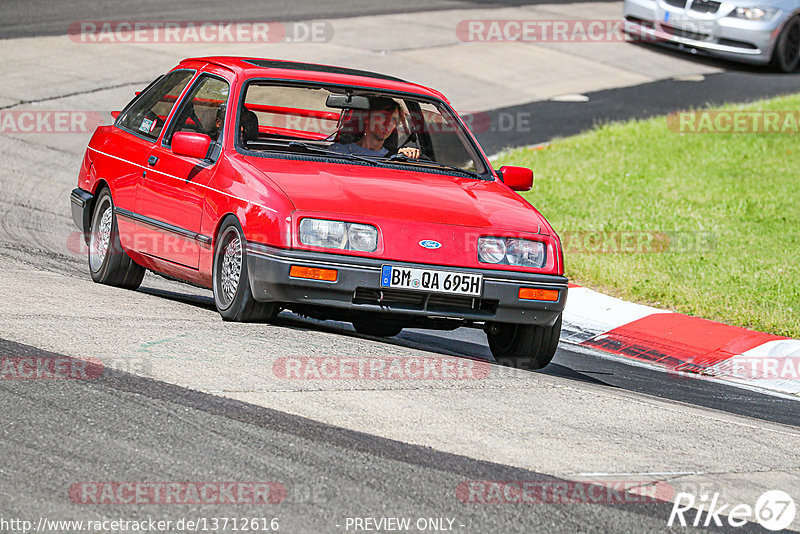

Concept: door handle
[[148, 155, 159, 166]]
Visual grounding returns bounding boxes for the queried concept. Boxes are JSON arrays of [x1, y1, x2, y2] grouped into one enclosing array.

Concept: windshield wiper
[[287, 141, 386, 167], [386, 153, 481, 179]]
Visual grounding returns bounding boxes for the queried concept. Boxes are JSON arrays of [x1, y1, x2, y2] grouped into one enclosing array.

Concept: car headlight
[[477, 237, 506, 264], [506, 239, 546, 267], [299, 218, 378, 252], [728, 6, 778, 20], [478, 237, 546, 268], [347, 223, 379, 252]]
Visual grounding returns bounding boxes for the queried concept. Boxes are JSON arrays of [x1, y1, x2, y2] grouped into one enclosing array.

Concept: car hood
[[244, 158, 547, 233]]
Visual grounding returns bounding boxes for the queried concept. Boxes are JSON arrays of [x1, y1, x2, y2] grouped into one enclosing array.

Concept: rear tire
[[487, 313, 562, 370], [772, 16, 800, 73], [352, 319, 403, 337], [212, 216, 278, 322], [88, 188, 145, 289]]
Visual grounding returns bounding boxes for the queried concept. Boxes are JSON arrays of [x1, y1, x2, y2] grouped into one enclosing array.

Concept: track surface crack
[[0, 80, 149, 110]]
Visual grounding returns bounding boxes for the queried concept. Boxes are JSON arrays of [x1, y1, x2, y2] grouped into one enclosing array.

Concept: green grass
[[496, 94, 800, 338]]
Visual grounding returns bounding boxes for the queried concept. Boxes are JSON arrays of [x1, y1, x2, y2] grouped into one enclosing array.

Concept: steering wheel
[[187, 105, 208, 134], [397, 131, 417, 151], [174, 104, 206, 134], [390, 150, 432, 162], [397, 142, 432, 160]]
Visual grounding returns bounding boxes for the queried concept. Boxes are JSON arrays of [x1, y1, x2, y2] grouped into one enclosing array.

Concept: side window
[[116, 70, 194, 141], [416, 102, 483, 172], [165, 75, 230, 145]]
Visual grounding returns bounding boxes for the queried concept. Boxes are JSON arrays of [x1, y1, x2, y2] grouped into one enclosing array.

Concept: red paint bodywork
[[497, 165, 534, 192], [77, 57, 564, 289], [172, 131, 212, 159]]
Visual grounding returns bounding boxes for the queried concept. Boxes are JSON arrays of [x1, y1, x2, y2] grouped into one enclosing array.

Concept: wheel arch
[[91, 178, 110, 200], [211, 212, 241, 249], [770, 12, 800, 66]]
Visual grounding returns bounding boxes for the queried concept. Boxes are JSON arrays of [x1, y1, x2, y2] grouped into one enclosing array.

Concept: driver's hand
[[398, 147, 421, 159]]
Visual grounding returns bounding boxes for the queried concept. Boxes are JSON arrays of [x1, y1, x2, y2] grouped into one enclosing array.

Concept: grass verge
[[497, 94, 800, 338]]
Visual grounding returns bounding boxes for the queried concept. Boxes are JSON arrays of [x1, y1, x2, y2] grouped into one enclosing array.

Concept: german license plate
[[663, 11, 712, 34], [380, 265, 482, 296]]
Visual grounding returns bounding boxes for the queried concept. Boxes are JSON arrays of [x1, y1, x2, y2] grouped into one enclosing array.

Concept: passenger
[[331, 97, 420, 159]]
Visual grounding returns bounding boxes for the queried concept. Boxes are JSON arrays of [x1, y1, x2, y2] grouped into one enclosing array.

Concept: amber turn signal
[[289, 265, 338, 282], [518, 287, 559, 301]]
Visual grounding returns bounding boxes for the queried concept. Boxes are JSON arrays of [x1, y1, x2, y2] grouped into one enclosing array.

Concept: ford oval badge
[[419, 240, 442, 250]]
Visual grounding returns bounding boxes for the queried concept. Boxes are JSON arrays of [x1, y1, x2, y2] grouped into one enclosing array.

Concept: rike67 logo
[[669, 490, 796, 531]]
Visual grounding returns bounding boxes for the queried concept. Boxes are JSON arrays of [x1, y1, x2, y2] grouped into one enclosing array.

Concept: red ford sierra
[[70, 57, 567, 369]]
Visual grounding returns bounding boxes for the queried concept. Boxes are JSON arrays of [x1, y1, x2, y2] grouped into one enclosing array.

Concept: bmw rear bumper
[[246, 243, 567, 326]]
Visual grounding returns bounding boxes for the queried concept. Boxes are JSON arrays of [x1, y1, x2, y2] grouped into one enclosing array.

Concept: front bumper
[[623, 0, 783, 65], [246, 243, 568, 326]]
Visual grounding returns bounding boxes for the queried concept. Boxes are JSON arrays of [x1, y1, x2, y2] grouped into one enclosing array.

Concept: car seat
[[240, 109, 259, 144]]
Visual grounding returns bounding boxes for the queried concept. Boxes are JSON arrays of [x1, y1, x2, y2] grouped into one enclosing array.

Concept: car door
[[135, 74, 231, 270], [110, 70, 195, 251]]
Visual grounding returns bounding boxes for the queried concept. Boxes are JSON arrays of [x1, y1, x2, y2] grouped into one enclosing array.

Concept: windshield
[[237, 82, 488, 177]]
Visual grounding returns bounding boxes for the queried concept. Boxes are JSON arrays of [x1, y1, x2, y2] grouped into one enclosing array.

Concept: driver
[[331, 97, 420, 159]]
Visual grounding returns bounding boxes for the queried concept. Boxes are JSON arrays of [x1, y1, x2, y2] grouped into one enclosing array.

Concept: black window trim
[[242, 59, 407, 83], [161, 72, 231, 150]]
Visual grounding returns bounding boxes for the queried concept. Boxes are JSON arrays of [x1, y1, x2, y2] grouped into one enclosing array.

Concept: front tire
[[212, 217, 277, 322], [88, 188, 145, 289], [772, 16, 800, 73], [487, 313, 562, 370]]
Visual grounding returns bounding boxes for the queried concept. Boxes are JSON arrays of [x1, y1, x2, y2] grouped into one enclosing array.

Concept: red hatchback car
[[70, 57, 567, 369]]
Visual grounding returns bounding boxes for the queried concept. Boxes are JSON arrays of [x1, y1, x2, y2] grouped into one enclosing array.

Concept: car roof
[[179, 56, 446, 100]]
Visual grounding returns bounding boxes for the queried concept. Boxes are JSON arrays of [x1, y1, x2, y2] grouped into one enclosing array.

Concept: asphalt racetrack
[[1, 1, 799, 533]]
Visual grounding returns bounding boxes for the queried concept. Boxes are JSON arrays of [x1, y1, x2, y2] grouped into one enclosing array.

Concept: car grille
[[352, 287, 498, 316], [689, 0, 721, 14], [661, 23, 712, 41], [625, 16, 655, 29], [717, 38, 758, 50], [664, 0, 687, 9]]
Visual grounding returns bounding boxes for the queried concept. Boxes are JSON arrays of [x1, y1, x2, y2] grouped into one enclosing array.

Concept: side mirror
[[497, 166, 533, 191], [111, 111, 121, 120], [172, 132, 212, 159]]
